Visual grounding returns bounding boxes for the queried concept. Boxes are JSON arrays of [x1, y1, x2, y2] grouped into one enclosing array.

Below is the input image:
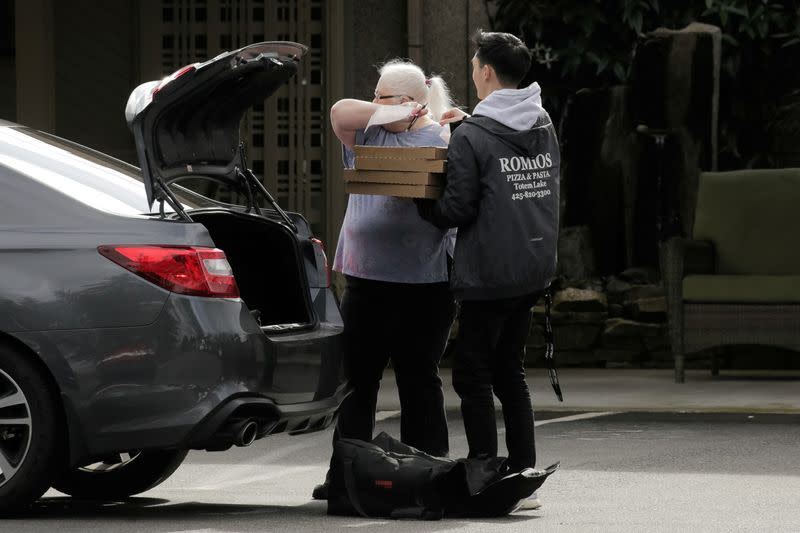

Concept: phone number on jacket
[[512, 189, 551, 201]]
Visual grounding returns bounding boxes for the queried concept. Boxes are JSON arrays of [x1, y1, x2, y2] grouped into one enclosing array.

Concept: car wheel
[[0, 344, 62, 514], [52, 449, 188, 499]]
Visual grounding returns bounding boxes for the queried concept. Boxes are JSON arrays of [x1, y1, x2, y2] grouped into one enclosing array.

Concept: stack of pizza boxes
[[344, 145, 447, 199]]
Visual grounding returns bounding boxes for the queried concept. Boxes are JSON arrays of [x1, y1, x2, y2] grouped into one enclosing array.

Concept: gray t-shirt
[[333, 124, 451, 283]]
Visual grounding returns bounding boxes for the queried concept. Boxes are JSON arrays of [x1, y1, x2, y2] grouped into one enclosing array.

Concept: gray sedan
[[0, 42, 346, 513]]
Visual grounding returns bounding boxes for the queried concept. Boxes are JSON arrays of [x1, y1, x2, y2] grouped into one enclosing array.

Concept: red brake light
[[152, 64, 197, 96], [98, 245, 239, 298], [310, 238, 330, 288]]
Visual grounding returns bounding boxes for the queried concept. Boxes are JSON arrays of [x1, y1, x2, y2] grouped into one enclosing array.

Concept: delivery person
[[416, 30, 560, 511]]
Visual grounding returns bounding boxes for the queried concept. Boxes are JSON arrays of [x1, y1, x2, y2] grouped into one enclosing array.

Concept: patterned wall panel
[[143, 0, 325, 234]]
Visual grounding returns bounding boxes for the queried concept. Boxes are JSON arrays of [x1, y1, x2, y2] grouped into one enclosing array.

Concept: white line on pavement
[[376, 410, 619, 427], [535, 411, 618, 427], [375, 409, 618, 437], [495, 411, 619, 436]]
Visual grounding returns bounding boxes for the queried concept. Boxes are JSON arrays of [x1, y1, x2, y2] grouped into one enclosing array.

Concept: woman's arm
[[330, 99, 381, 148], [330, 99, 427, 148]]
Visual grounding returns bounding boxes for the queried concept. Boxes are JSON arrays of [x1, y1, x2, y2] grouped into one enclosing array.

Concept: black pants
[[452, 292, 540, 471], [332, 275, 456, 457]]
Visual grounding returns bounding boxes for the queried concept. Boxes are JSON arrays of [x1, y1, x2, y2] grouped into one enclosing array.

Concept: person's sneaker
[[312, 481, 329, 500], [515, 491, 542, 511]]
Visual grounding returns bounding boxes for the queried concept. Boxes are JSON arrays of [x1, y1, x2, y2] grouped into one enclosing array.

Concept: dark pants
[[452, 292, 540, 471], [332, 275, 456, 457]]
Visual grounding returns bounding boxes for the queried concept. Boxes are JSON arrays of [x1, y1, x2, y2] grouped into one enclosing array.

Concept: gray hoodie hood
[[472, 82, 544, 131]]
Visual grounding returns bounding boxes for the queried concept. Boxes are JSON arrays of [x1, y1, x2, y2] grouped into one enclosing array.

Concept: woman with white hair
[[313, 60, 457, 499]]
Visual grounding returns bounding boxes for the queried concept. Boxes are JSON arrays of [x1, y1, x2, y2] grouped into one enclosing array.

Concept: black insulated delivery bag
[[327, 432, 558, 520]]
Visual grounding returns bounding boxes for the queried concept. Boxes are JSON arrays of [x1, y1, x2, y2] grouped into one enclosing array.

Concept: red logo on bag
[[375, 479, 393, 489]]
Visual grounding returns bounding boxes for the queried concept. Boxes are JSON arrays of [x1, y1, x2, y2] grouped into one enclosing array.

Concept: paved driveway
[[7, 409, 800, 532]]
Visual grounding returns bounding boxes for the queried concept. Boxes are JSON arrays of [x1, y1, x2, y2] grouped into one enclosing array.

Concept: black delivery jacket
[[419, 114, 560, 301]]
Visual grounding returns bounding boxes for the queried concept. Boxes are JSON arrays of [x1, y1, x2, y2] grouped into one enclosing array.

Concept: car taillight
[[310, 238, 330, 288], [98, 245, 240, 298], [152, 64, 197, 96]]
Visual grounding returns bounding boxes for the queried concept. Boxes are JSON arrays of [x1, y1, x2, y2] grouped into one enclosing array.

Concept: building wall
[[421, 0, 489, 111], [347, 0, 408, 100], [12, 0, 138, 161], [0, 0, 15, 122], [14, 0, 55, 132], [54, 0, 138, 163]]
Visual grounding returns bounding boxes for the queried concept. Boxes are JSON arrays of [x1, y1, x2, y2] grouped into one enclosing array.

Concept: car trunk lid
[[125, 41, 308, 211]]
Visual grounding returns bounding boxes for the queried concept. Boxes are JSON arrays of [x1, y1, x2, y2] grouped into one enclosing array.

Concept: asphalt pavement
[[7, 408, 800, 532]]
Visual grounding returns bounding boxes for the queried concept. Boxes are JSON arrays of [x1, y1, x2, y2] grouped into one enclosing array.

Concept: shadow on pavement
[[15, 496, 318, 519], [5, 496, 541, 531]]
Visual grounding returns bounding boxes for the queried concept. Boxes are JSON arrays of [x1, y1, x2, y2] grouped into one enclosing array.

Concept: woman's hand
[[381, 102, 429, 133], [439, 108, 469, 126], [402, 101, 429, 121]]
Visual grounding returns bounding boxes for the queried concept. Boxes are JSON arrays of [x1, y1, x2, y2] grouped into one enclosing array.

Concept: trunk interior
[[191, 211, 313, 328]]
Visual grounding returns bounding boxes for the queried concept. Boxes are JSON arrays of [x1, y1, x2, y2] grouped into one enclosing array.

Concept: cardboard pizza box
[[354, 156, 446, 173], [345, 182, 442, 199], [353, 145, 447, 160], [344, 169, 444, 186]]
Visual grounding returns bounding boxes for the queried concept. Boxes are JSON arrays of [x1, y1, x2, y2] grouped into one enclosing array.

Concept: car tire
[[52, 449, 188, 500], [0, 343, 63, 514]]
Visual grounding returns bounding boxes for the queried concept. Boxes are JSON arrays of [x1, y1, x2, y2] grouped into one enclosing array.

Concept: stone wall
[[526, 253, 670, 368]]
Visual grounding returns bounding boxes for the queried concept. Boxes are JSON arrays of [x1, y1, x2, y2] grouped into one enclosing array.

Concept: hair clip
[[425, 78, 432, 87]]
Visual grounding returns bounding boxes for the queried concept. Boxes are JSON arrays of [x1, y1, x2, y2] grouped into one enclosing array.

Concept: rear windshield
[[0, 127, 215, 215]]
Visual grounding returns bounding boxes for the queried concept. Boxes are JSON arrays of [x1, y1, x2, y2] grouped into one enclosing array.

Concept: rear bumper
[[185, 382, 351, 451]]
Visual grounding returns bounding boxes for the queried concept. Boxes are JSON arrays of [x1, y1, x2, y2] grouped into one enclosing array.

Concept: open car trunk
[[125, 41, 308, 211], [191, 211, 314, 330]]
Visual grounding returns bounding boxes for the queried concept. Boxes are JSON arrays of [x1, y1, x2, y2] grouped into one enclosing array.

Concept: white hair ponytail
[[377, 60, 455, 123], [424, 75, 453, 123]]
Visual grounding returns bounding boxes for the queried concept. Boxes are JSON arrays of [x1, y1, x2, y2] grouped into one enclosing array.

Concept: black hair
[[472, 30, 532, 87]]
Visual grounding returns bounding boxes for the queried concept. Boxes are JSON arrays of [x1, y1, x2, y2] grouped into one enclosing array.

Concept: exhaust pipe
[[232, 418, 258, 447], [200, 417, 261, 451]]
